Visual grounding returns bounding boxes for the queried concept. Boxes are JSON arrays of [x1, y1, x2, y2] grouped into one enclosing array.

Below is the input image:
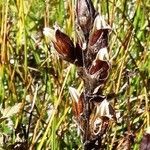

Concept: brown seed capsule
[[89, 59, 110, 81], [76, 0, 96, 36], [53, 30, 76, 63], [76, 60, 110, 93], [69, 87, 84, 121], [87, 15, 111, 62], [43, 28, 76, 63], [89, 29, 108, 47], [90, 99, 115, 136]]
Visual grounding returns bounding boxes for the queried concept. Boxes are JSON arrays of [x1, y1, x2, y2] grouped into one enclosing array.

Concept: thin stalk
[[27, 84, 38, 140], [115, 29, 132, 93], [37, 66, 72, 150], [126, 72, 131, 150], [21, 0, 28, 79], [45, 0, 50, 27], [1, 0, 9, 63], [109, 128, 117, 150], [144, 87, 150, 128]]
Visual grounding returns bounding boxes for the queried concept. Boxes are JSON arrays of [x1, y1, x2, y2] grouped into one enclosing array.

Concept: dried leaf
[[1, 103, 23, 119]]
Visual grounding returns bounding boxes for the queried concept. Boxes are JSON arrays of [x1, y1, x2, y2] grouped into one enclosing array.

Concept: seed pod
[[89, 59, 110, 81], [54, 30, 76, 63], [76, 0, 96, 37], [69, 87, 84, 122], [77, 60, 110, 93], [43, 28, 76, 63], [87, 15, 111, 62]]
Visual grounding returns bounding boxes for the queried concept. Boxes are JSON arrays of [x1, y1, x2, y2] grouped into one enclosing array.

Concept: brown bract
[[53, 30, 76, 63], [76, 0, 96, 36], [89, 60, 109, 74], [72, 93, 84, 121], [89, 59, 110, 82], [89, 29, 108, 48], [86, 29, 109, 64]]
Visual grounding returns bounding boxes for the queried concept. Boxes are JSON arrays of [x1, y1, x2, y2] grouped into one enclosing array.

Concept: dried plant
[[44, 0, 116, 149]]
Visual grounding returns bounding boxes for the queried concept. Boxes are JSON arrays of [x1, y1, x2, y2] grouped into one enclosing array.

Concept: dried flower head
[[47, 0, 115, 149], [44, 27, 84, 66]]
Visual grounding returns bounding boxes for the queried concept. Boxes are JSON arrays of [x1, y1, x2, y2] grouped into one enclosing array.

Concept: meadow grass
[[0, 0, 150, 149]]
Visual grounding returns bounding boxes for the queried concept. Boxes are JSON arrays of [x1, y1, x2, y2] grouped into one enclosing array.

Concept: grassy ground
[[0, 0, 150, 149]]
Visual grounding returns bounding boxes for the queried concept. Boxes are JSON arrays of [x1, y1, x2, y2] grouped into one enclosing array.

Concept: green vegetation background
[[0, 0, 150, 149]]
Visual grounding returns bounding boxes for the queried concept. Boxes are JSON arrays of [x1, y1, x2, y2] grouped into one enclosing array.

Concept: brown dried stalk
[[43, 0, 116, 149]]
